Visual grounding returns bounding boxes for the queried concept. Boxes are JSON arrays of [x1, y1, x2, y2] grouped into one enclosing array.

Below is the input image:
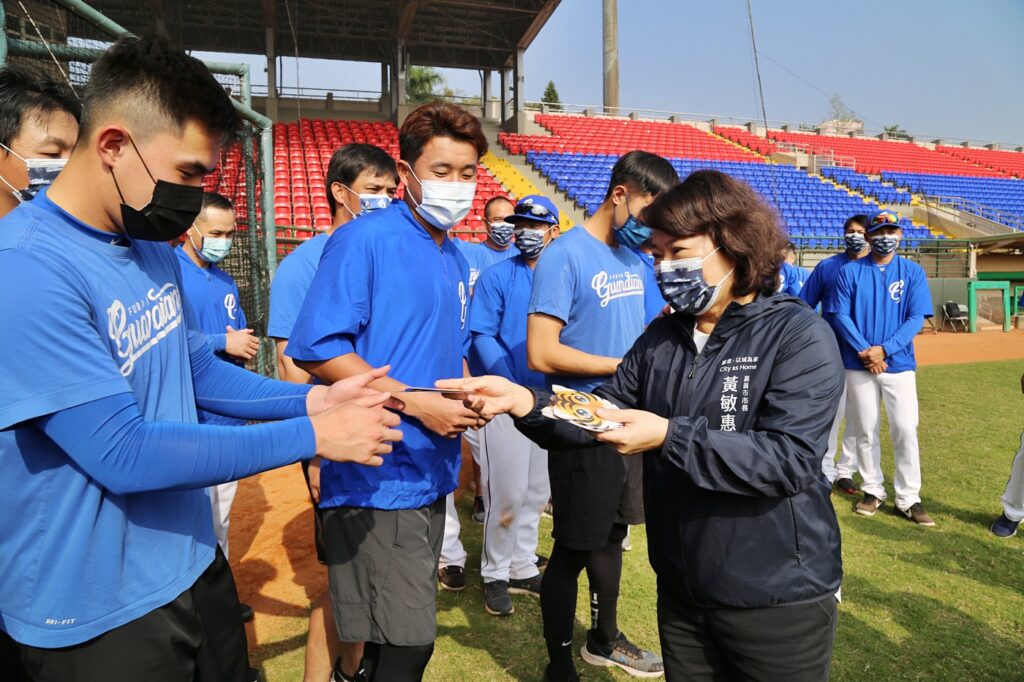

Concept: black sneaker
[[541, 664, 580, 682], [331, 657, 367, 682], [834, 477, 858, 495], [472, 495, 485, 524], [438, 565, 466, 592], [508, 573, 542, 597], [581, 630, 665, 678], [239, 603, 254, 621], [483, 580, 514, 616], [536, 554, 549, 570]]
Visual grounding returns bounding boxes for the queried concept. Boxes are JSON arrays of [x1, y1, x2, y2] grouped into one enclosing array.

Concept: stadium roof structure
[[85, 0, 560, 71]]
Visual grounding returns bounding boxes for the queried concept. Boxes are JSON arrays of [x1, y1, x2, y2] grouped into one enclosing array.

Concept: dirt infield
[[231, 329, 1024, 667]]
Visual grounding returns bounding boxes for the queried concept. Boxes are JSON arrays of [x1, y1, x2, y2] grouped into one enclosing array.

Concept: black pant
[[657, 579, 836, 682], [16, 548, 249, 681]]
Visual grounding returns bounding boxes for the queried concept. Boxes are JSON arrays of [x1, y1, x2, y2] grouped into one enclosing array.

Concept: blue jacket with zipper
[[516, 294, 844, 608]]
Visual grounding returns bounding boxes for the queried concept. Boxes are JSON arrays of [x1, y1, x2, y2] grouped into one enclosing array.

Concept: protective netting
[[4, 0, 274, 376], [976, 289, 1006, 328]]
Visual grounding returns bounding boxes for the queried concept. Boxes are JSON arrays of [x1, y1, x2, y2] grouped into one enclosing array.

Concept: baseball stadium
[[1, 1, 1023, 681]]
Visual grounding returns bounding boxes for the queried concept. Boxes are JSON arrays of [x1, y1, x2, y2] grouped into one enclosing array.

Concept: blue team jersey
[[286, 201, 470, 510], [777, 261, 806, 296], [0, 189, 215, 648], [529, 227, 647, 392], [267, 232, 329, 339], [175, 248, 248, 426], [827, 255, 934, 373], [469, 255, 546, 387], [457, 239, 518, 290], [633, 248, 666, 324]]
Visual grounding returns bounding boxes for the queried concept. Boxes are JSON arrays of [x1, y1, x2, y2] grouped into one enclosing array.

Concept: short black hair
[[604, 150, 679, 201], [326, 143, 398, 214], [201, 191, 233, 212], [844, 214, 869, 231], [0, 64, 80, 149], [80, 33, 241, 143], [483, 195, 514, 221], [785, 242, 797, 255]]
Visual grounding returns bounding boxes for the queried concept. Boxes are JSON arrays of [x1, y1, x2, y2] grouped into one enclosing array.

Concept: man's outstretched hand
[[434, 375, 536, 421], [311, 392, 403, 467], [306, 365, 405, 415]]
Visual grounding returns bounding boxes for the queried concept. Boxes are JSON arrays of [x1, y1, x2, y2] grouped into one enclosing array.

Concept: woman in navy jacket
[[440, 170, 844, 682]]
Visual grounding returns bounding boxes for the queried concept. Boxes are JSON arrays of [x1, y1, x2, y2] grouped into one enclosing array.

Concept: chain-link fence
[[2, 0, 275, 375]]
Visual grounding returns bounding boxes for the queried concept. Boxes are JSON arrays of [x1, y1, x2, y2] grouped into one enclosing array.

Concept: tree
[[825, 93, 855, 122], [407, 66, 445, 104], [883, 124, 910, 141], [541, 80, 563, 111]]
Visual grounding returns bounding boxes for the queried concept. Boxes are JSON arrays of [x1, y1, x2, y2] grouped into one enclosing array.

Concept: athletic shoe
[[331, 657, 367, 682], [536, 554, 549, 570], [472, 495, 485, 524], [898, 503, 935, 527], [581, 630, 665, 678], [483, 580, 514, 616], [854, 494, 884, 516], [991, 513, 1020, 538], [438, 565, 466, 592], [541, 664, 580, 682], [834, 477, 858, 495], [622, 532, 633, 552], [240, 603, 254, 621], [508, 574, 543, 598]]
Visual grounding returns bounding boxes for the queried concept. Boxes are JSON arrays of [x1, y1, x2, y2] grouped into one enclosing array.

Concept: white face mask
[[0, 143, 67, 203], [405, 164, 476, 231]]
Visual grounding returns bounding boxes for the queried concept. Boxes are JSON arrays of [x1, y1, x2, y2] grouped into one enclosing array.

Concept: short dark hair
[[399, 103, 487, 166], [483, 195, 514, 221], [844, 214, 869, 231], [200, 191, 233, 213], [0, 64, 80, 149], [640, 170, 787, 298], [785, 242, 797, 255], [604, 150, 679, 201], [80, 34, 241, 143], [326, 143, 399, 214]]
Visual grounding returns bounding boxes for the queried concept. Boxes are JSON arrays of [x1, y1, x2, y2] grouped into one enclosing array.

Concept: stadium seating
[[767, 130, 1004, 177], [881, 171, 1024, 223], [819, 166, 911, 205], [526, 152, 937, 248], [937, 145, 1024, 179], [481, 152, 574, 231], [713, 126, 778, 156]]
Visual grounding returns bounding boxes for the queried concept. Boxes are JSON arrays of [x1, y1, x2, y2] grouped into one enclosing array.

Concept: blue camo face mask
[[844, 233, 868, 254], [655, 247, 733, 316], [870, 234, 899, 256]]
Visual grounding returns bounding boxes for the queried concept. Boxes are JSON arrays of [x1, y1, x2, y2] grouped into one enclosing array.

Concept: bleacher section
[[937, 145, 1024, 179], [202, 142, 259, 225], [500, 115, 763, 162], [882, 172, 1024, 222], [767, 130, 1004, 177], [481, 152, 573, 231], [526, 152, 934, 248], [713, 126, 778, 156], [820, 167, 911, 205]]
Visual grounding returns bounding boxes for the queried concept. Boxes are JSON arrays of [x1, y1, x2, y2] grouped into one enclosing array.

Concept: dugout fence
[[1, 0, 277, 376]]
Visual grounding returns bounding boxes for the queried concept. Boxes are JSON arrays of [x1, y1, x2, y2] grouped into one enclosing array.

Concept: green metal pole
[[1003, 284, 1011, 332], [51, 0, 129, 37], [0, 2, 8, 66], [968, 281, 977, 333], [261, 126, 277, 277]]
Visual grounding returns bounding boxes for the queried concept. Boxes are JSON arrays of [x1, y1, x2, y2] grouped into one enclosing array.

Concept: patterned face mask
[[655, 247, 733, 316]]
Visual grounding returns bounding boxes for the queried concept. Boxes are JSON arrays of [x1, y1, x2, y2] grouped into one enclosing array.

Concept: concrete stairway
[[479, 119, 588, 228]]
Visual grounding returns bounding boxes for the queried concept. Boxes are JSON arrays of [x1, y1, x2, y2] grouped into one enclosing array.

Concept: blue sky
[[198, 0, 1024, 145]]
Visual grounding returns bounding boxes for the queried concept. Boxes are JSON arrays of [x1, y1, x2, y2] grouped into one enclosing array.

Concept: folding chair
[[941, 301, 968, 332]]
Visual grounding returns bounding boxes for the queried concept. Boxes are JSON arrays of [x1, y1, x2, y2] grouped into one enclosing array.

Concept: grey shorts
[[321, 497, 446, 646]]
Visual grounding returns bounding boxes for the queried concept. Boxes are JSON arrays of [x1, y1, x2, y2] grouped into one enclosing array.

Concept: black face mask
[[111, 134, 203, 241]]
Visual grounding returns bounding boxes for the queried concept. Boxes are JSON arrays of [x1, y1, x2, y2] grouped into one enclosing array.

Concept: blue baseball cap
[[867, 210, 901, 233], [507, 195, 560, 227]]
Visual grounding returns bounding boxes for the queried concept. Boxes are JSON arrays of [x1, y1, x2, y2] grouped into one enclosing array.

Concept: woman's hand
[[434, 376, 536, 420], [594, 408, 669, 455]]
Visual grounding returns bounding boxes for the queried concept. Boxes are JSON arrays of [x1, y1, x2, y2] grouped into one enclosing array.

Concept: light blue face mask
[[341, 184, 391, 216], [190, 227, 232, 263]]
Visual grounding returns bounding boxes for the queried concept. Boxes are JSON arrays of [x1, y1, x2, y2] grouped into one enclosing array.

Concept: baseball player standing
[[828, 210, 935, 526]]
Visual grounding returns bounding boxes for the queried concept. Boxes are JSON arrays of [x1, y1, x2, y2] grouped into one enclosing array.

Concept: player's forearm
[[275, 339, 313, 384], [471, 335, 518, 383], [298, 352, 409, 394], [881, 316, 924, 358], [527, 337, 621, 377], [833, 313, 872, 353]]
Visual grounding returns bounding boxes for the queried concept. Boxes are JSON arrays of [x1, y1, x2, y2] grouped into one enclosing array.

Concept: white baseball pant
[[478, 414, 549, 583], [209, 480, 238, 559], [821, 382, 858, 483], [439, 429, 479, 569], [1000, 431, 1024, 523], [845, 369, 922, 510]]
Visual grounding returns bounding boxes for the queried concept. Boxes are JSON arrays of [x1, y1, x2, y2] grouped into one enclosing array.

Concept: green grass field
[[256, 359, 1024, 681]]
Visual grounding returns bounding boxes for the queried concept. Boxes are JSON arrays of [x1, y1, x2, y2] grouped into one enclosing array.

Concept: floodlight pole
[[603, 0, 619, 112]]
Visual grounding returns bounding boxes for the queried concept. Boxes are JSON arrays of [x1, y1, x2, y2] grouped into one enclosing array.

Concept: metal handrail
[[920, 195, 1023, 233], [252, 83, 382, 102]]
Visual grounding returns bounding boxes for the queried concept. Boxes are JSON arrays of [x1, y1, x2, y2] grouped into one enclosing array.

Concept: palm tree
[[407, 66, 445, 104], [884, 124, 910, 141]]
